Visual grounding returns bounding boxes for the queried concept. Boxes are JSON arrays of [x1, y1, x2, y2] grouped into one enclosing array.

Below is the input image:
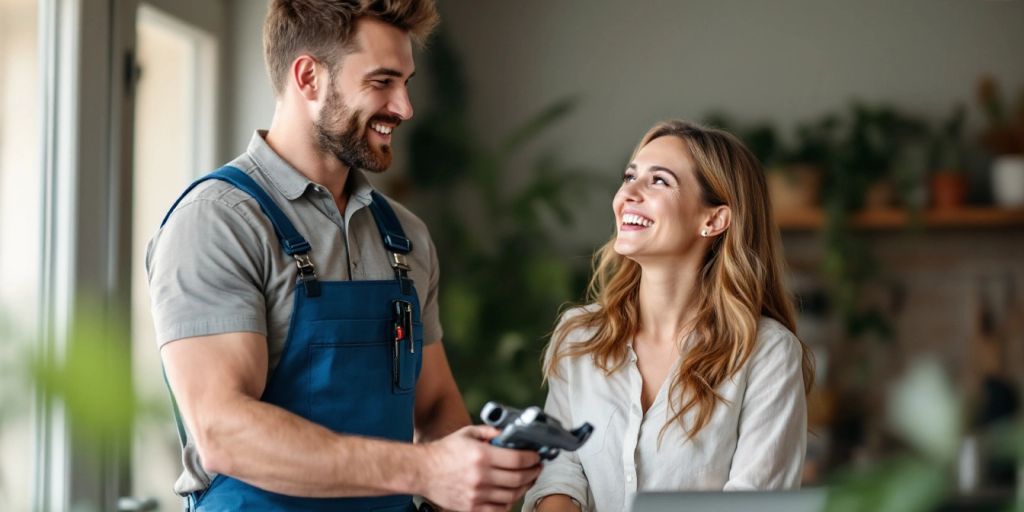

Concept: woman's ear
[[702, 206, 731, 237]]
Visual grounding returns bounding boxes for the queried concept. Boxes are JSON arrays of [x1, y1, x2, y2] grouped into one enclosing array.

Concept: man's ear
[[702, 205, 731, 237], [291, 55, 321, 102]]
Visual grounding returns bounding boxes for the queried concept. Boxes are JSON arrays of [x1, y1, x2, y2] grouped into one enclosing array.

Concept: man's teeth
[[371, 123, 393, 135], [623, 213, 654, 227]]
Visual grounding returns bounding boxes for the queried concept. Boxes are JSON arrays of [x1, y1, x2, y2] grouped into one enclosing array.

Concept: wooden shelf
[[776, 207, 1024, 231]]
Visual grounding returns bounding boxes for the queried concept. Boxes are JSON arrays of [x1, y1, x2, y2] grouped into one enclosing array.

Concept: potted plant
[[773, 115, 842, 214], [837, 104, 927, 211], [928, 105, 969, 210], [703, 113, 824, 215], [976, 76, 1024, 208], [402, 31, 597, 412]]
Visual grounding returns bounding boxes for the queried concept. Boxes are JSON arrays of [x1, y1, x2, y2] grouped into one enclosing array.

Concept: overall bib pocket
[[306, 319, 422, 437]]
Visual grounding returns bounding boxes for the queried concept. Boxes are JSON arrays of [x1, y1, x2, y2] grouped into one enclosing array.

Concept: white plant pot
[[992, 155, 1024, 207]]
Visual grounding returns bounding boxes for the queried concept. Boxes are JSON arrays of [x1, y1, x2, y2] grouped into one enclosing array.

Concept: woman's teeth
[[622, 213, 654, 227], [371, 123, 392, 135]]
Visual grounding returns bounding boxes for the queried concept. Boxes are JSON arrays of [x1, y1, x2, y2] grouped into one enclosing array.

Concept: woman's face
[[612, 136, 711, 263]]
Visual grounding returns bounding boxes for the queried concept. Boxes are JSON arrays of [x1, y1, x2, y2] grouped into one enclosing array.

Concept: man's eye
[[370, 79, 391, 87]]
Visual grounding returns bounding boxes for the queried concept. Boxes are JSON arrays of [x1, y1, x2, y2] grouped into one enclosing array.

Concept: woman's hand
[[534, 494, 582, 512]]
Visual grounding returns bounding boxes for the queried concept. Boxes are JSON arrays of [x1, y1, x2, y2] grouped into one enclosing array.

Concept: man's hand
[[419, 425, 542, 511]]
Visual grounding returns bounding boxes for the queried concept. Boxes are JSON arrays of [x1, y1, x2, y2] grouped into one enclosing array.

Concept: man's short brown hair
[[263, 0, 439, 95]]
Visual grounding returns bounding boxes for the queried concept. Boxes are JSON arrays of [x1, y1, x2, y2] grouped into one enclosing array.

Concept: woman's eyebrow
[[649, 165, 679, 181], [626, 163, 679, 181]]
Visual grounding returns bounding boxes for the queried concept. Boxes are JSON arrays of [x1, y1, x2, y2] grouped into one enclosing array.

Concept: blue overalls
[[160, 166, 424, 512]]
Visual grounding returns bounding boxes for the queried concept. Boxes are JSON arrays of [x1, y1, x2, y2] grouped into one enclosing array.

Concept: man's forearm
[[415, 386, 471, 442], [199, 394, 428, 497]]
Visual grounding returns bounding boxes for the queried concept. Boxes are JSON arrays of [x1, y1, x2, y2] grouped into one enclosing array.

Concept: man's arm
[[163, 332, 542, 509], [162, 331, 422, 497], [414, 341, 471, 442]]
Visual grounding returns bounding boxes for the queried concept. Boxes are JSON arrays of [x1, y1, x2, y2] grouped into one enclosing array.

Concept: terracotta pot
[[767, 164, 821, 213], [930, 170, 968, 209], [864, 180, 897, 210]]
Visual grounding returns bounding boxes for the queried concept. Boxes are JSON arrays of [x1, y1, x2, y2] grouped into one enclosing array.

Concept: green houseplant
[[403, 32, 598, 413]]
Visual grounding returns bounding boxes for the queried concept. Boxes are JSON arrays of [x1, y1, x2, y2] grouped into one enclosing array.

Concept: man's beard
[[313, 87, 396, 173]]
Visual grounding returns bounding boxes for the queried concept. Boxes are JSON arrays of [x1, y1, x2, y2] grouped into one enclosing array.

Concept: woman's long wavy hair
[[544, 120, 814, 439]]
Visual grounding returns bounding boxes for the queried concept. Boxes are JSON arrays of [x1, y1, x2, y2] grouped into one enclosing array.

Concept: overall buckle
[[390, 253, 413, 295], [294, 253, 321, 297]]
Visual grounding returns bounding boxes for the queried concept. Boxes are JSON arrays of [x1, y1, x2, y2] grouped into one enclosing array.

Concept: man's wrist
[[402, 441, 434, 497]]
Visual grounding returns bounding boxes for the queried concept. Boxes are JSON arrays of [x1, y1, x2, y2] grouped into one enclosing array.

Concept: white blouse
[[523, 309, 807, 512]]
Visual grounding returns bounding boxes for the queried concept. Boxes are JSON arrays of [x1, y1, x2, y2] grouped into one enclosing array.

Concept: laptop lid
[[630, 489, 828, 512]]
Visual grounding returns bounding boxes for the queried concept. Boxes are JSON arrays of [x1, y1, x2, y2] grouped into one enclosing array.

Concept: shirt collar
[[345, 164, 375, 209], [247, 129, 377, 205]]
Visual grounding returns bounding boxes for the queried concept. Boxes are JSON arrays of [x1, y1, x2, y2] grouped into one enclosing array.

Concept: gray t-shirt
[[146, 130, 443, 494]]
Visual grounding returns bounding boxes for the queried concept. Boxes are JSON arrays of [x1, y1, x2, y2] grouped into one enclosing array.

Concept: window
[[0, 0, 43, 509]]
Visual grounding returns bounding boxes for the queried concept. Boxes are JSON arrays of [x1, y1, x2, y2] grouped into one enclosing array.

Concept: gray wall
[[439, 0, 1024, 148], [226, 0, 1024, 242], [226, 0, 274, 157]]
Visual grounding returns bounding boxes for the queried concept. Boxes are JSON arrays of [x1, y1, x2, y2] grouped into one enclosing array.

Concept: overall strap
[[161, 166, 321, 297], [368, 191, 414, 294], [161, 167, 324, 509]]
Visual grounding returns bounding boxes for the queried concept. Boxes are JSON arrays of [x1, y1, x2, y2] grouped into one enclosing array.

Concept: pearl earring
[[701, 228, 709, 237]]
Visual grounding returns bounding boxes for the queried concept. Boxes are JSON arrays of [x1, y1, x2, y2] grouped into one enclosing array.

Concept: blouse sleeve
[[522, 319, 591, 510], [723, 328, 808, 490]]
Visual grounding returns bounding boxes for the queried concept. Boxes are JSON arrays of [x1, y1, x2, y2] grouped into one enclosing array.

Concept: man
[[147, 1, 540, 510]]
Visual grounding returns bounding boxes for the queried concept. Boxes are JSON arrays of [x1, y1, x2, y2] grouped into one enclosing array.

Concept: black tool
[[480, 401, 594, 460]]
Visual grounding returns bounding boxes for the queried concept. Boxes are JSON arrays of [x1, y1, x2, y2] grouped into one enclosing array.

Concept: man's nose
[[389, 86, 413, 121]]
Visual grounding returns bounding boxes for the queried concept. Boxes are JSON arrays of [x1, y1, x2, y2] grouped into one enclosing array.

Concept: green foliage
[[819, 104, 928, 340], [0, 302, 166, 448], [790, 115, 842, 168], [407, 31, 598, 414], [826, 456, 947, 512], [702, 112, 784, 167], [833, 104, 927, 209], [705, 104, 930, 341], [30, 305, 137, 444], [826, 358, 1024, 511]]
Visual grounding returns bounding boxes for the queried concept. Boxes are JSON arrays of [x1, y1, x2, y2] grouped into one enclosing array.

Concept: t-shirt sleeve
[[420, 235, 443, 345], [145, 195, 269, 346]]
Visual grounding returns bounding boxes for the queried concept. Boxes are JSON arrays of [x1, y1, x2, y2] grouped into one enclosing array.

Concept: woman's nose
[[618, 180, 643, 202]]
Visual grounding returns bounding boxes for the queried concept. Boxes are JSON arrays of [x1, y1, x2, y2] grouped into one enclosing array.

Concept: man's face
[[314, 18, 415, 173]]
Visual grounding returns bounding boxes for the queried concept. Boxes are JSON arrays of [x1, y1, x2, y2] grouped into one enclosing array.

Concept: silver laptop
[[631, 489, 828, 512]]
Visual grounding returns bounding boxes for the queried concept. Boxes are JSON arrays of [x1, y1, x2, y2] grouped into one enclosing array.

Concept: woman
[[524, 120, 814, 512]]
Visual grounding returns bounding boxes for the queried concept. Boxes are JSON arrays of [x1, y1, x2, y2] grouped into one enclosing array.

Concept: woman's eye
[[622, 172, 636, 183], [653, 176, 669, 186]]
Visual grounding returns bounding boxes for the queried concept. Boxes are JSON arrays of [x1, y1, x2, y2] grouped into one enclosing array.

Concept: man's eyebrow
[[364, 67, 415, 79]]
